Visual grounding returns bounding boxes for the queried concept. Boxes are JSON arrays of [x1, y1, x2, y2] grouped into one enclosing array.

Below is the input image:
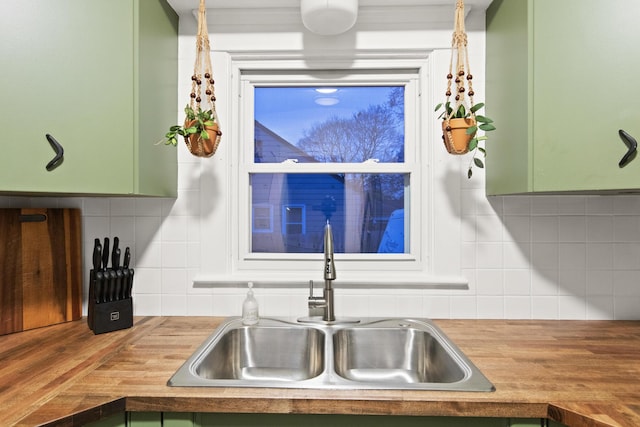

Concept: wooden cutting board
[[0, 208, 82, 335]]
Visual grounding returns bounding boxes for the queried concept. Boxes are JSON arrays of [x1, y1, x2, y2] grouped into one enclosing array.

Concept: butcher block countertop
[[2, 317, 640, 427]]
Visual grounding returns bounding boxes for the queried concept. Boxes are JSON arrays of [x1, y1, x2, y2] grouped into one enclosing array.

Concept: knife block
[[87, 269, 134, 335]]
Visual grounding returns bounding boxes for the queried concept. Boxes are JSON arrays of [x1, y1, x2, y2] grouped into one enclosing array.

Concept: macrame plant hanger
[[186, 0, 222, 157], [442, 0, 476, 155]]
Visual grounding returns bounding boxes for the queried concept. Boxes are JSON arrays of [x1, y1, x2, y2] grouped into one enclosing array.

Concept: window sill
[[193, 276, 468, 290]]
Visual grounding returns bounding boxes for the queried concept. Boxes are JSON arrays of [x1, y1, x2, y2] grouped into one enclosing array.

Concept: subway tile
[[503, 196, 531, 215], [558, 243, 586, 271], [110, 216, 135, 239], [476, 242, 503, 269], [586, 243, 614, 270], [587, 216, 613, 242], [503, 216, 531, 242], [161, 268, 188, 295], [187, 294, 214, 316], [424, 296, 451, 319], [613, 270, 640, 296], [477, 296, 504, 318], [614, 296, 640, 320], [135, 198, 163, 216], [586, 296, 614, 320], [586, 196, 614, 215], [110, 198, 135, 216], [613, 196, 640, 215], [162, 215, 189, 242], [557, 196, 586, 215], [531, 216, 558, 243], [449, 296, 477, 319], [531, 269, 558, 296], [558, 216, 586, 242], [558, 295, 586, 319], [134, 294, 162, 316], [504, 296, 531, 319], [161, 294, 187, 316], [558, 269, 586, 296], [504, 269, 531, 296], [476, 269, 504, 295], [161, 242, 188, 268], [503, 241, 530, 269], [586, 270, 614, 296], [476, 213, 504, 242], [531, 296, 558, 319], [613, 243, 640, 270], [133, 268, 161, 294], [613, 216, 640, 242], [531, 243, 559, 270], [531, 196, 559, 215]]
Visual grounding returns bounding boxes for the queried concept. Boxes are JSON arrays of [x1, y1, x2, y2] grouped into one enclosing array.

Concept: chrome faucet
[[307, 220, 336, 322]]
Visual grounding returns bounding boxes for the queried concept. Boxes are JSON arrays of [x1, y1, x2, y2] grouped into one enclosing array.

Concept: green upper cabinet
[[0, 0, 178, 196], [486, 0, 640, 195]]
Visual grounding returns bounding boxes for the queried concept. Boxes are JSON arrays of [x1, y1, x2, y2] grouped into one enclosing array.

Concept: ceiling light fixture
[[301, 0, 358, 36]]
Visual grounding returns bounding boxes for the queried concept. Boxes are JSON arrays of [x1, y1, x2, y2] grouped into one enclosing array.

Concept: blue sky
[[255, 86, 397, 144]]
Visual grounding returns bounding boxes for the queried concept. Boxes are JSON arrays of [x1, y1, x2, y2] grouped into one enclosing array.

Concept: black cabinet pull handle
[[45, 134, 64, 171], [618, 129, 637, 168]]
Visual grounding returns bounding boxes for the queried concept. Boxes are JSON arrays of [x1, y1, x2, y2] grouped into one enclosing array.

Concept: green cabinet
[[0, 0, 178, 196], [486, 0, 640, 195]]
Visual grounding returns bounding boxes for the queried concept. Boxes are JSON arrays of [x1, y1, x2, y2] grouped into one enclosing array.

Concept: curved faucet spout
[[324, 220, 336, 281]]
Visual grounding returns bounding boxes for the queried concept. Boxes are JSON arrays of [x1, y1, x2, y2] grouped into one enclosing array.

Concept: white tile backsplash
[[6, 192, 640, 320]]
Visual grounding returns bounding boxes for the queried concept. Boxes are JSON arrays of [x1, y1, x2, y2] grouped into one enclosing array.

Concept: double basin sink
[[168, 317, 494, 391]]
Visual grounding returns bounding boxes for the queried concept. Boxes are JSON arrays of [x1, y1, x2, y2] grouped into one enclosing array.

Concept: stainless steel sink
[[168, 317, 495, 391], [333, 325, 466, 384], [194, 325, 324, 382]]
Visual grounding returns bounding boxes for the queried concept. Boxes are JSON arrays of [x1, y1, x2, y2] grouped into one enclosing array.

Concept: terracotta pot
[[442, 117, 476, 155], [184, 120, 221, 158]]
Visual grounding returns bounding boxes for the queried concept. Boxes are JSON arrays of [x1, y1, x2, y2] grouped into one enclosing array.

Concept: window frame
[[237, 68, 422, 273]]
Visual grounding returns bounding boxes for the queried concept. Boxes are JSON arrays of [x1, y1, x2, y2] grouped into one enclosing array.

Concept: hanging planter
[[442, 116, 476, 154], [435, 0, 495, 178], [162, 0, 222, 158]]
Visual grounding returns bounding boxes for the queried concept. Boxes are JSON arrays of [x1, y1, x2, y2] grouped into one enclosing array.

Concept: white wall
[[2, 5, 638, 320]]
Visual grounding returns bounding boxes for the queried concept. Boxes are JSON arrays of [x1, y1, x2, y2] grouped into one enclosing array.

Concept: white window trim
[[196, 50, 467, 289]]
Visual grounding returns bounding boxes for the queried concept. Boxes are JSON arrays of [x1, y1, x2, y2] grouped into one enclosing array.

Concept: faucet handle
[[308, 279, 315, 298]]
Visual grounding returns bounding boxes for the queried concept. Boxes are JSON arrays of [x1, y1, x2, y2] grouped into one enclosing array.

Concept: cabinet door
[[487, 0, 640, 194], [0, 0, 135, 194], [532, 0, 640, 192]]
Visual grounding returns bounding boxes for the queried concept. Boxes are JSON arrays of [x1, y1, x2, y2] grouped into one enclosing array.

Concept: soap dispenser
[[242, 282, 259, 325]]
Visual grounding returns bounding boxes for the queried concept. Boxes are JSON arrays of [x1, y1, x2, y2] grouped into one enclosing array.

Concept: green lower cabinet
[[87, 412, 568, 427]]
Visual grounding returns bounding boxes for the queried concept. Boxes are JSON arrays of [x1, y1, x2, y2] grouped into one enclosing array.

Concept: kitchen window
[[197, 51, 465, 287], [236, 68, 424, 275]]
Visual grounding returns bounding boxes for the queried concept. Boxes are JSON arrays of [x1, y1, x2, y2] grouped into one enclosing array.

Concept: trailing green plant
[[435, 101, 496, 178], [162, 105, 216, 146]]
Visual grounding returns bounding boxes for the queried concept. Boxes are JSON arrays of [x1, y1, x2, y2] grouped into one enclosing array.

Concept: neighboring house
[[252, 121, 346, 253]]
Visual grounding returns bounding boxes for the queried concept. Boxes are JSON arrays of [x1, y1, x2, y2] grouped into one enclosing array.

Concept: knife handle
[[94, 271, 104, 304], [112, 237, 120, 267], [93, 239, 102, 271], [102, 237, 110, 270], [123, 247, 131, 269], [127, 269, 134, 298], [113, 248, 121, 270]]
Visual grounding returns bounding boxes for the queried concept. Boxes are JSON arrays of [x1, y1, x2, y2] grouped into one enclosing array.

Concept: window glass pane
[[250, 173, 406, 254], [254, 87, 404, 163]]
